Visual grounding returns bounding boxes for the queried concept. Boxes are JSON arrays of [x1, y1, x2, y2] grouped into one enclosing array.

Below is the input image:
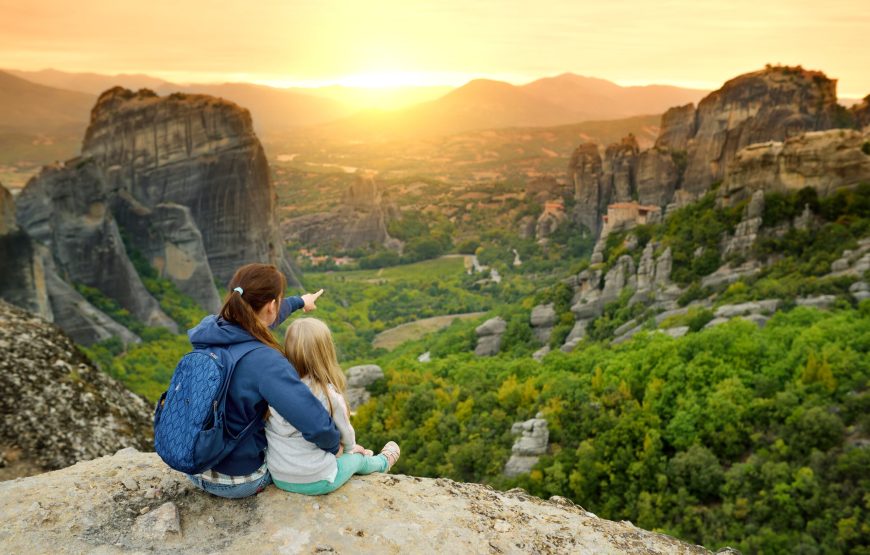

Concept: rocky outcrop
[[504, 413, 549, 477], [17, 160, 177, 332], [9, 88, 295, 342], [722, 190, 764, 258], [535, 201, 567, 242], [113, 193, 221, 314], [683, 66, 840, 194], [474, 316, 507, 356], [81, 87, 293, 285], [344, 364, 384, 411], [720, 128, 870, 202], [284, 172, 399, 252], [564, 242, 677, 352], [0, 449, 712, 554], [530, 304, 556, 344], [851, 95, 870, 129], [0, 301, 152, 480], [0, 184, 52, 319], [571, 66, 851, 234], [570, 143, 605, 235]]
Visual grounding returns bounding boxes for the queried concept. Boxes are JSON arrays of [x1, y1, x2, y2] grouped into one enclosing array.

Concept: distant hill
[[0, 71, 94, 133], [155, 82, 353, 132], [316, 75, 709, 140], [520, 73, 708, 120], [5, 68, 170, 95]]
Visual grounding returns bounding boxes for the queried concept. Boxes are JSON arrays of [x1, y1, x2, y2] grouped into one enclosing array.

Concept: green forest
[[80, 184, 870, 553]]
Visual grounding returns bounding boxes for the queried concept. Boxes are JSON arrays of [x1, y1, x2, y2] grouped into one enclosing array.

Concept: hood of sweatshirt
[[187, 315, 255, 349]]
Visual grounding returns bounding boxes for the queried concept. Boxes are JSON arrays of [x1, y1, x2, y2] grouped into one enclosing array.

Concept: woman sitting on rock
[[265, 317, 400, 495], [186, 263, 339, 498]]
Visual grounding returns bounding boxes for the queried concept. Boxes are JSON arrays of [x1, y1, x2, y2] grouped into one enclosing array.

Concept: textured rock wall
[[16, 160, 177, 332], [81, 88, 293, 285], [0, 449, 713, 554], [682, 66, 840, 194], [0, 301, 151, 479], [284, 172, 398, 252], [720, 128, 870, 201]]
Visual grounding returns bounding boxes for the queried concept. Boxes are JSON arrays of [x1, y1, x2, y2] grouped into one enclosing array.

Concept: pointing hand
[[301, 289, 324, 312]]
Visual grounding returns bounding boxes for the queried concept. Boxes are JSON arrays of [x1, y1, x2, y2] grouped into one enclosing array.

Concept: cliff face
[[572, 67, 857, 235], [284, 171, 398, 251], [82, 87, 293, 285], [0, 183, 52, 320], [0, 300, 152, 480], [0, 449, 713, 555], [10, 87, 295, 343], [682, 66, 840, 193], [721, 128, 870, 200]]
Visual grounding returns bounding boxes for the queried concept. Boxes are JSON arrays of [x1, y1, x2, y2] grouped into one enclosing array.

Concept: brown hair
[[219, 263, 286, 351], [284, 318, 346, 415]]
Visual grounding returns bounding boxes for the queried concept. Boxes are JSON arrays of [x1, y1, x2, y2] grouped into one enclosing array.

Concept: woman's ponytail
[[219, 264, 286, 351]]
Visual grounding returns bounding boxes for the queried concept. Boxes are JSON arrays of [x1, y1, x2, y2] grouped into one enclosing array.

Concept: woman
[[185, 263, 340, 498]]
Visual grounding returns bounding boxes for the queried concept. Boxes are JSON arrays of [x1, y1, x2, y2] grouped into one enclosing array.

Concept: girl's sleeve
[[258, 355, 340, 454], [328, 385, 356, 451], [270, 296, 304, 329]]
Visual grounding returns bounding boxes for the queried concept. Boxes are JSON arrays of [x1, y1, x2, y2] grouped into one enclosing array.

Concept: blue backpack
[[153, 341, 264, 474]]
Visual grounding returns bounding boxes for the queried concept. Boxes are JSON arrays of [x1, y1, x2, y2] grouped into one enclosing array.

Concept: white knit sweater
[[265, 378, 356, 484]]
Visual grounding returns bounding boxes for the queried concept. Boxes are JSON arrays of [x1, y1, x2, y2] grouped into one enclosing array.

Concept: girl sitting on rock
[[265, 318, 400, 495]]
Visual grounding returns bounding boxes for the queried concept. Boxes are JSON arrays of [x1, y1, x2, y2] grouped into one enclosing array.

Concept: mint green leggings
[[273, 453, 389, 495]]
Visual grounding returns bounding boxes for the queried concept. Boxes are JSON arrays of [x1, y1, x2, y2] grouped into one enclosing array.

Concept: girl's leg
[[273, 453, 388, 495]]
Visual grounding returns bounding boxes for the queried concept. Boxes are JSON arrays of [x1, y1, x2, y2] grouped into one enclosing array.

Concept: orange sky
[[1, 0, 868, 97]]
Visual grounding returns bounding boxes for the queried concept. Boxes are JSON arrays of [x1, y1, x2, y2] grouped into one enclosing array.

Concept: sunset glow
[[0, 0, 868, 97]]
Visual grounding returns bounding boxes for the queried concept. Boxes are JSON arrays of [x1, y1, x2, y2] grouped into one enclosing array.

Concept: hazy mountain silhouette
[[0, 71, 94, 133]]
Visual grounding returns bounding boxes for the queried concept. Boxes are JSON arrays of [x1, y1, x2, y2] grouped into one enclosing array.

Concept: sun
[[336, 71, 436, 89]]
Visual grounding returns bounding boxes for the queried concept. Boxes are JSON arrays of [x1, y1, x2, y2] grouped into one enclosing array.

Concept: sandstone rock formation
[[0, 449, 712, 554], [475, 316, 507, 356], [8, 87, 294, 343], [530, 303, 557, 344], [571, 66, 854, 237], [17, 159, 177, 332], [722, 190, 764, 258], [284, 171, 399, 252], [720, 128, 870, 202], [81, 87, 293, 285], [682, 66, 841, 194], [345, 364, 385, 411], [504, 413, 549, 477], [0, 301, 152, 480], [0, 183, 51, 319]]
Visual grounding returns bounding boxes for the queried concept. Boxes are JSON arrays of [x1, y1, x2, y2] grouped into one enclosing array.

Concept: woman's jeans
[[187, 471, 273, 499], [273, 453, 388, 495]]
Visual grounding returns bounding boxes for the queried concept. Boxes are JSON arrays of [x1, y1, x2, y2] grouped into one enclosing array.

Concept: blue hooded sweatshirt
[[187, 296, 340, 476]]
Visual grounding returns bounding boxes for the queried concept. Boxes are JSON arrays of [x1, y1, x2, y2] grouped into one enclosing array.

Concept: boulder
[[345, 364, 384, 411], [530, 304, 557, 344], [0, 449, 712, 554], [796, 295, 838, 310], [504, 414, 549, 477], [850, 281, 870, 302], [476, 316, 507, 337]]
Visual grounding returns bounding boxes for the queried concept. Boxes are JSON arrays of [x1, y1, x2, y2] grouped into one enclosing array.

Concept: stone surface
[[850, 281, 869, 302], [683, 66, 841, 195], [530, 304, 557, 328], [0, 450, 711, 555], [82, 87, 293, 285], [344, 364, 385, 411], [723, 191, 764, 258], [474, 334, 503, 357], [131, 501, 181, 540], [700, 261, 761, 289], [113, 193, 221, 314], [16, 159, 178, 333], [720, 129, 870, 202], [284, 171, 398, 252], [0, 184, 52, 320], [504, 414, 549, 477], [0, 301, 152, 480], [570, 142, 605, 235], [476, 316, 507, 337], [532, 345, 551, 362], [796, 295, 838, 310]]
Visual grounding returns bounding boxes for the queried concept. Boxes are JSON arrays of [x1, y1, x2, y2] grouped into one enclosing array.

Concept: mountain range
[[2, 68, 709, 138]]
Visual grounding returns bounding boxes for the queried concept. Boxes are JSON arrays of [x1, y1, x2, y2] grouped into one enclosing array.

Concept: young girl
[[265, 317, 400, 495]]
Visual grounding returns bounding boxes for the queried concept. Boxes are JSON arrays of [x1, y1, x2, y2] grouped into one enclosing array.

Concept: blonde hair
[[284, 318, 347, 415]]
